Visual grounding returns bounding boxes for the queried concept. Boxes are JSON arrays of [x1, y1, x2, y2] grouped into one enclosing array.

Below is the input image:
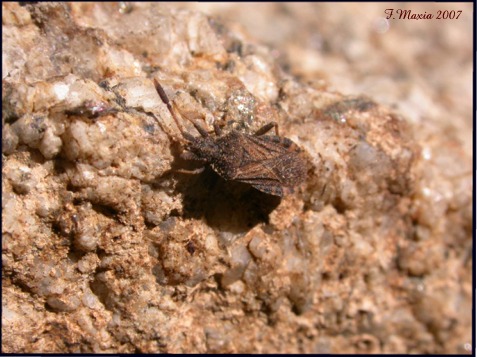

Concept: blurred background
[[160, 2, 473, 154]]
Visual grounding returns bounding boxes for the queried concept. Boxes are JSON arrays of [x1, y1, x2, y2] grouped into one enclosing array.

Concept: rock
[[2, 2, 471, 354]]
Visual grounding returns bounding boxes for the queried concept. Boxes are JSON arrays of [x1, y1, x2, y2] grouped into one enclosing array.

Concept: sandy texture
[[2, 2, 472, 353]]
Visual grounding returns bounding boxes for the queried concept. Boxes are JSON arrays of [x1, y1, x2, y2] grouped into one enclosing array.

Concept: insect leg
[[213, 122, 223, 135], [181, 151, 207, 162], [254, 121, 279, 136], [189, 119, 209, 138], [174, 167, 205, 175]]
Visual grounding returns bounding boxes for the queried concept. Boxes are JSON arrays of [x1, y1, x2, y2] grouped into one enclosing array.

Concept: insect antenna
[[153, 79, 192, 140], [154, 79, 210, 139]]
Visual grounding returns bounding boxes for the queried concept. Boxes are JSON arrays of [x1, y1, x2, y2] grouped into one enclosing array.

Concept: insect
[[153, 79, 307, 197]]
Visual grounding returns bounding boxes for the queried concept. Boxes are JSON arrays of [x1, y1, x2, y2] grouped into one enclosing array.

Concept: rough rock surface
[[2, 2, 472, 354]]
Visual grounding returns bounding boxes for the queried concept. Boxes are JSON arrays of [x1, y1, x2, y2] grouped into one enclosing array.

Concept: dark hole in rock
[[91, 203, 119, 219]]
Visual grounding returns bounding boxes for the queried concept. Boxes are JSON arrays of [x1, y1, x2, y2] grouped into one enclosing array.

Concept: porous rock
[[2, 2, 472, 354]]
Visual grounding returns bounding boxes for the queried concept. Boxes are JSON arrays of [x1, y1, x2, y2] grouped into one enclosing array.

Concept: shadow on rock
[[172, 165, 281, 234]]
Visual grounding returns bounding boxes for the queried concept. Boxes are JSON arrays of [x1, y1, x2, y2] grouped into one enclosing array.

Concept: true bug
[[153, 79, 306, 197]]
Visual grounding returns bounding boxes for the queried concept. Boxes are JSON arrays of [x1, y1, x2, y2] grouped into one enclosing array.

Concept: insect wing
[[231, 135, 306, 196], [241, 134, 295, 158]]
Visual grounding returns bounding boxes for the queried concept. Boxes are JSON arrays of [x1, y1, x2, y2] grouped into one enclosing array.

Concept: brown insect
[[153, 79, 306, 197]]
